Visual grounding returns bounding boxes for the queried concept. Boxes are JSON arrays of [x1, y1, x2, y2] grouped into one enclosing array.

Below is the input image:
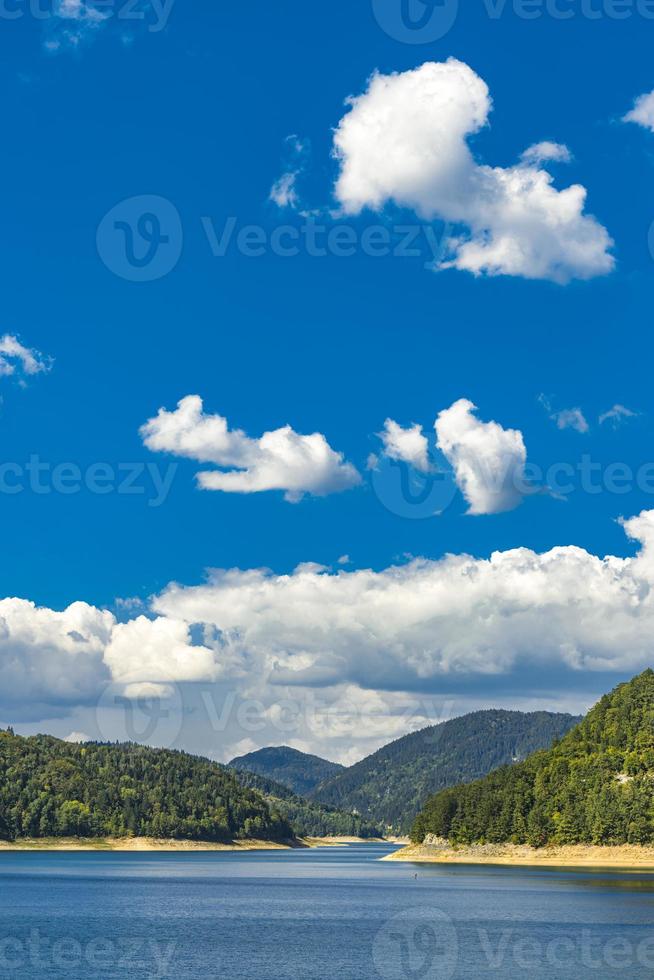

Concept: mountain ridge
[[411, 670, 654, 846]]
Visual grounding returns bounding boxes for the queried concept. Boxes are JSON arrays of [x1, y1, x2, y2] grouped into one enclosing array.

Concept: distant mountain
[[412, 670, 654, 847], [231, 768, 381, 839], [229, 745, 344, 796], [310, 709, 581, 833], [0, 731, 292, 843]]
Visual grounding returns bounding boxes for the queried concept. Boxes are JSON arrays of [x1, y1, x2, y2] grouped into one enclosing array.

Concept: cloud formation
[[434, 398, 528, 514], [623, 90, 654, 132], [140, 395, 361, 502], [377, 418, 431, 473], [0, 335, 51, 380], [333, 59, 614, 283], [151, 510, 654, 701], [538, 395, 589, 434], [599, 404, 638, 428]]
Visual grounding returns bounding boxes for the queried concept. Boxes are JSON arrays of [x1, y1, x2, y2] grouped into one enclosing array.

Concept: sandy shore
[[0, 835, 384, 852], [384, 842, 654, 870]]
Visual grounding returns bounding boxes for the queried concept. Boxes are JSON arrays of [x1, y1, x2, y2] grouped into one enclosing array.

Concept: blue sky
[[3, 0, 654, 761]]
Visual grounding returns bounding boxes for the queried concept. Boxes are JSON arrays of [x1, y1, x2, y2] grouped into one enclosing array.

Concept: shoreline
[[384, 842, 654, 870], [0, 835, 385, 853]]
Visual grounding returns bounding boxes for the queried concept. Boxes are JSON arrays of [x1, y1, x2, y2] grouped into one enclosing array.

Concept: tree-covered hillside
[[311, 710, 580, 833], [0, 731, 292, 842], [412, 670, 654, 847], [229, 745, 343, 796], [231, 769, 381, 838]]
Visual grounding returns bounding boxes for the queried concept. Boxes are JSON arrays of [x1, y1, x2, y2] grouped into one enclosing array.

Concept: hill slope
[[229, 745, 343, 796], [0, 731, 292, 843], [412, 670, 654, 847], [231, 769, 381, 838], [311, 710, 580, 833]]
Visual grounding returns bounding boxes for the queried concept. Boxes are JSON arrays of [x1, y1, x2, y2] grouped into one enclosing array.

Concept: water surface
[[1, 842, 653, 978]]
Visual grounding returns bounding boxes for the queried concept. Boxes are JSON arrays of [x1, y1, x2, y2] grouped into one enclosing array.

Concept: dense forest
[[310, 710, 580, 833], [0, 731, 293, 842], [412, 670, 654, 847], [229, 745, 344, 796], [232, 769, 380, 838]]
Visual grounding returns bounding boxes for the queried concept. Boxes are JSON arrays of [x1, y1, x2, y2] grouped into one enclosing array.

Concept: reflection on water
[[0, 843, 653, 978]]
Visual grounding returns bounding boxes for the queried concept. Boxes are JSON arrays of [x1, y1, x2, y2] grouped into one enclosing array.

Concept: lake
[[1, 842, 653, 978]]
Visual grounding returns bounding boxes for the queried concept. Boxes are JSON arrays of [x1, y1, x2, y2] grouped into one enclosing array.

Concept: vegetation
[[0, 731, 293, 843], [232, 769, 381, 838], [311, 710, 580, 833], [229, 745, 343, 796], [412, 670, 654, 847]]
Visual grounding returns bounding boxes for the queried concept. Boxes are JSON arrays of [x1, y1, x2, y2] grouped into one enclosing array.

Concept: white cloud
[[8, 512, 654, 757], [269, 136, 309, 210], [538, 394, 588, 433], [434, 398, 527, 514], [151, 510, 654, 698], [333, 59, 613, 283], [0, 335, 50, 379], [378, 418, 431, 473], [44, 0, 110, 52], [140, 394, 361, 502], [623, 90, 654, 132], [103, 616, 218, 687], [0, 599, 219, 716], [520, 141, 572, 165], [270, 171, 299, 209], [599, 404, 638, 427], [0, 599, 113, 712], [65, 731, 90, 743], [552, 408, 588, 433]]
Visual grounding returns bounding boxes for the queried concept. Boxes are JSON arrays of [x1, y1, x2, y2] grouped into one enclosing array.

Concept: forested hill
[[310, 709, 580, 833], [0, 731, 292, 843], [229, 746, 343, 796], [412, 670, 654, 847], [231, 769, 381, 839]]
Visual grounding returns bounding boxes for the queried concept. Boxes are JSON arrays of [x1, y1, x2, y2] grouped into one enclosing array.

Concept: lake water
[[1, 842, 653, 978]]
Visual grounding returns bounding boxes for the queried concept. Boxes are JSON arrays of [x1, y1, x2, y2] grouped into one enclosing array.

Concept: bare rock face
[[422, 835, 450, 849]]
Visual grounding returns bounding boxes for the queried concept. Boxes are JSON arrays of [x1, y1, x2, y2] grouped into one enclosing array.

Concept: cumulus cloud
[[599, 404, 638, 428], [333, 59, 613, 283], [0, 335, 51, 380], [623, 90, 654, 132], [140, 394, 361, 502], [434, 398, 528, 514], [0, 599, 113, 713], [378, 418, 431, 473], [0, 599, 220, 717], [151, 510, 654, 698], [103, 616, 218, 687]]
